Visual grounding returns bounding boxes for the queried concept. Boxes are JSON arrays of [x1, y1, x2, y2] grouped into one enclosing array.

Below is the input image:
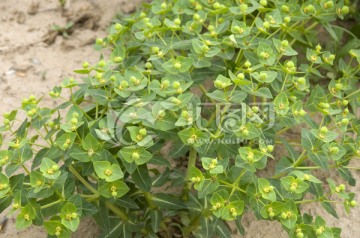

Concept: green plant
[[59, 0, 66, 9], [1, 0, 360, 237], [52, 22, 74, 38]]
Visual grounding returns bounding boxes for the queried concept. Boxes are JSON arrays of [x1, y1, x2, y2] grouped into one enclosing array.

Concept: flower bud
[[341, 6, 349, 15]]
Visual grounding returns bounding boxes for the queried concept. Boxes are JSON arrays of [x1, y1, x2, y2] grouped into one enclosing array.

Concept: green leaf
[[9, 174, 24, 193], [98, 180, 129, 198], [280, 138, 299, 162], [132, 165, 151, 192], [215, 219, 232, 238], [221, 200, 245, 221], [273, 38, 298, 56], [12, 143, 33, 163], [214, 75, 232, 89], [178, 127, 209, 147], [162, 56, 193, 73], [118, 146, 152, 165], [274, 92, 289, 115], [251, 71, 278, 83], [231, 20, 251, 37], [201, 157, 224, 174], [323, 22, 339, 42], [301, 129, 322, 151], [16, 119, 28, 138], [60, 202, 80, 232], [289, 171, 322, 184], [189, 166, 204, 191], [258, 178, 276, 202], [321, 201, 339, 219], [0, 172, 10, 198], [308, 152, 328, 169], [94, 161, 124, 182], [201, 217, 214, 238], [210, 189, 228, 218], [83, 133, 101, 151], [74, 68, 91, 74], [87, 89, 108, 105], [56, 132, 76, 150], [16, 204, 36, 229], [30, 171, 45, 193], [280, 176, 309, 194], [257, 41, 276, 65], [152, 193, 186, 210], [44, 220, 71, 238], [150, 210, 162, 233], [39, 157, 61, 180], [260, 201, 283, 219], [279, 201, 298, 230], [198, 180, 219, 199]]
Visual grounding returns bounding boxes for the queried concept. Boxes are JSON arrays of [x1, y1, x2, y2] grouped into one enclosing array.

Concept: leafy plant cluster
[[1, 0, 360, 237]]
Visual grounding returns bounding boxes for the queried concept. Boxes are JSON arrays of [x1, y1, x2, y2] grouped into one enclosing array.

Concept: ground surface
[[0, 1, 359, 237]]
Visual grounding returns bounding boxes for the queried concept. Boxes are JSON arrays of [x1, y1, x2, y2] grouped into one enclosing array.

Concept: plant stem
[[275, 188, 285, 201], [80, 194, 99, 200], [182, 148, 197, 200], [295, 199, 317, 204], [41, 199, 63, 209], [69, 165, 129, 221], [229, 169, 246, 197], [105, 202, 128, 221], [22, 165, 30, 175], [344, 166, 360, 170], [185, 148, 197, 182], [69, 165, 98, 195], [344, 89, 360, 99], [277, 126, 292, 135], [183, 214, 201, 237], [292, 150, 307, 167], [218, 179, 246, 193], [296, 166, 320, 170], [144, 192, 156, 209]]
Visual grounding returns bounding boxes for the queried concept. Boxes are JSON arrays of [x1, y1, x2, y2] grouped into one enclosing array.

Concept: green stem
[[305, 22, 319, 31], [199, 85, 215, 103], [80, 194, 99, 200], [41, 199, 63, 209], [229, 169, 246, 197], [69, 165, 98, 195], [69, 165, 129, 221], [344, 89, 360, 99], [185, 148, 197, 182], [275, 188, 285, 201], [218, 179, 246, 193], [35, 128, 52, 146], [144, 192, 156, 209], [281, 73, 289, 91], [105, 202, 129, 221], [295, 166, 320, 170], [295, 199, 317, 204], [183, 214, 201, 237], [43, 125, 54, 144], [344, 166, 360, 170], [182, 148, 197, 199], [277, 126, 292, 135], [292, 150, 307, 167], [95, 103, 99, 119], [22, 165, 30, 175]]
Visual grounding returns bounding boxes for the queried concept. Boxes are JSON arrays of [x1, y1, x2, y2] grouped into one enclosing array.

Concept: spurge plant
[[1, 0, 360, 237]]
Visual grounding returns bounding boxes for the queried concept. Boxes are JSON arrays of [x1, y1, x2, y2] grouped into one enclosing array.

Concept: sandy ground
[[0, 0, 359, 237]]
